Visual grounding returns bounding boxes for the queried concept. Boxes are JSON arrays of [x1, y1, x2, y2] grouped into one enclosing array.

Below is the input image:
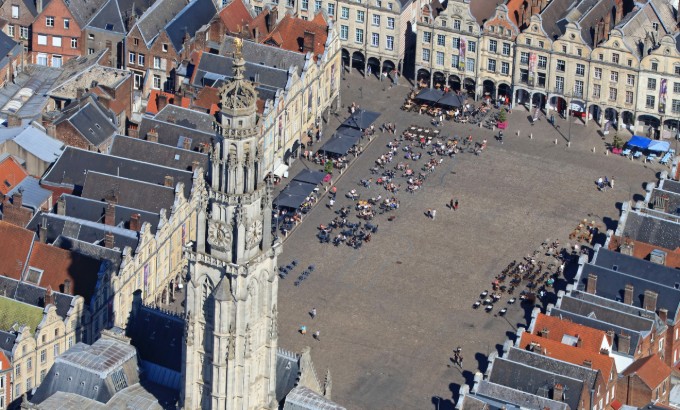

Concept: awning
[[342, 110, 381, 130], [273, 163, 289, 177], [284, 180, 317, 197], [648, 140, 671, 152], [626, 135, 652, 149], [437, 92, 466, 108], [319, 133, 360, 156], [335, 125, 364, 139], [415, 88, 444, 103], [273, 192, 308, 209], [293, 169, 327, 185]]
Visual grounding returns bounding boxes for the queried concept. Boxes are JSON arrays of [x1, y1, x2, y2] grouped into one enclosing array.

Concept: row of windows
[[339, 27, 395, 50], [43, 16, 70, 29], [338, 8, 395, 29], [421, 49, 475, 71], [6, 25, 29, 39], [129, 53, 166, 69], [421, 33, 477, 52], [36, 34, 77, 48]]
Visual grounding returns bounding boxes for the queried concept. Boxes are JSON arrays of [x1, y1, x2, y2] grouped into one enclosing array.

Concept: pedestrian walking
[[459, 355, 463, 368], [328, 198, 335, 208], [450, 198, 454, 210], [313, 331, 320, 341], [427, 208, 432, 218], [300, 325, 307, 335], [454, 200, 459, 210], [310, 308, 317, 318], [603, 176, 609, 191], [431, 209, 437, 220], [610, 177, 615, 189]]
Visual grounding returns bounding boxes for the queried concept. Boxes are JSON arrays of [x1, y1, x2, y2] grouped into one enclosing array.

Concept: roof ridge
[[59, 146, 196, 175], [113, 134, 208, 155], [45, 213, 138, 239], [63, 193, 159, 216], [85, 170, 176, 190], [495, 356, 585, 383], [142, 116, 214, 136]]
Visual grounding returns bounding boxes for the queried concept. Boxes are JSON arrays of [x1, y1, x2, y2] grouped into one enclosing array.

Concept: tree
[[324, 160, 333, 174], [498, 108, 507, 123], [612, 133, 624, 149]]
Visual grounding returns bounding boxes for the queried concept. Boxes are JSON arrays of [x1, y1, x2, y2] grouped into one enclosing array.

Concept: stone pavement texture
[[276, 73, 666, 410]]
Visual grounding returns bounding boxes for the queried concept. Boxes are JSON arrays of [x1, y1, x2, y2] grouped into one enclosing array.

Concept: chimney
[[166, 115, 176, 124], [552, 383, 564, 402], [615, 0, 623, 24], [576, 337, 582, 347], [56, 196, 66, 215], [44, 285, 55, 307], [643, 289, 658, 312], [164, 175, 174, 187], [63, 279, 72, 294], [619, 240, 634, 256], [127, 125, 139, 138], [606, 329, 615, 341], [659, 308, 668, 323], [39, 218, 48, 243], [105, 202, 116, 226], [36, 0, 43, 13], [586, 273, 597, 294], [271, 8, 278, 24], [541, 328, 550, 337], [157, 93, 168, 112], [7, 113, 21, 128], [146, 127, 159, 143], [617, 332, 631, 354], [303, 31, 315, 54], [582, 360, 592, 368], [191, 160, 200, 171], [182, 137, 191, 150], [12, 191, 23, 208], [104, 231, 115, 249], [624, 283, 634, 305], [254, 26, 259, 42], [76, 88, 85, 99], [129, 213, 141, 231]]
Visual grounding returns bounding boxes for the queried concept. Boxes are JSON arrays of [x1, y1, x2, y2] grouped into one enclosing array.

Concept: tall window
[[575, 63, 585, 76], [593, 84, 601, 98], [453, 20, 461, 30], [520, 52, 529, 65], [452, 37, 459, 49], [340, 6, 348, 18], [138, 53, 145, 66], [7, 25, 14, 38], [610, 71, 618, 82], [502, 42, 510, 56], [356, 10, 365, 23], [153, 56, 161, 69], [386, 35, 394, 50], [609, 88, 617, 101], [301, 0, 308, 9], [63, 18, 69, 29], [37, 34, 47, 45], [574, 80, 583, 96], [153, 75, 161, 90], [422, 49, 430, 62], [355, 28, 363, 43], [371, 32, 379, 47], [466, 58, 475, 72], [46, 16, 54, 27], [437, 34, 445, 46], [436, 51, 444, 66], [451, 55, 459, 68], [672, 99, 680, 113], [387, 17, 394, 29], [468, 41, 476, 52], [625, 91, 633, 104], [52, 36, 61, 47], [556, 59, 565, 72], [422, 32, 431, 43], [327, 3, 334, 15], [594, 67, 602, 79], [646, 95, 655, 108], [314, 0, 321, 11], [627, 74, 635, 86], [339, 25, 348, 40], [501, 62, 509, 75], [20, 26, 28, 39], [487, 59, 496, 72], [612, 53, 619, 63], [555, 76, 564, 91], [372, 14, 380, 26], [71, 37, 77, 48], [489, 39, 497, 53], [129, 52, 135, 64], [538, 55, 547, 69], [11, 5, 19, 18], [647, 78, 657, 90]]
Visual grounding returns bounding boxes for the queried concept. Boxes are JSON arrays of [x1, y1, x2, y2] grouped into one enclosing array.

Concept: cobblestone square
[[276, 73, 667, 409]]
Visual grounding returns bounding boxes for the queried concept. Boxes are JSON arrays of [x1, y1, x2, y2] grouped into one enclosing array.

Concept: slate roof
[[282, 386, 346, 410], [620, 211, 680, 251], [557, 293, 656, 334], [6, 176, 52, 211], [0, 220, 35, 279], [41, 147, 194, 199], [473, 380, 570, 410], [469, 0, 503, 25], [48, 65, 130, 100], [661, 179, 680, 195], [0, 155, 28, 194], [135, 0, 188, 46], [126, 305, 184, 372], [0, 30, 21, 64], [136, 116, 215, 152], [276, 349, 300, 402], [164, 0, 217, 53], [66, 0, 109, 27], [154, 104, 216, 135], [33, 385, 164, 410], [0, 65, 62, 119], [488, 357, 585, 410], [12, 124, 64, 163], [0, 329, 16, 357], [617, 1, 669, 59], [86, 0, 126, 33], [622, 354, 671, 389], [540, 0, 590, 41], [59, 194, 160, 232], [56, 99, 118, 147], [31, 337, 140, 405], [649, 187, 680, 216], [26, 212, 139, 251], [81, 171, 176, 214], [109, 135, 209, 172], [593, 248, 680, 289], [0, 274, 76, 319], [192, 50, 290, 95], [505, 347, 598, 390], [52, 236, 122, 275], [577, 263, 680, 322]]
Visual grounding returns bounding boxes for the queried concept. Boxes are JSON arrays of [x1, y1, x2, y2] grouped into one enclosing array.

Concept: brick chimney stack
[[7, 113, 22, 128], [63, 279, 71, 294], [624, 283, 634, 305], [552, 383, 564, 401], [303, 31, 315, 54], [105, 232, 115, 248], [44, 285, 55, 306], [643, 289, 658, 312], [617, 332, 631, 354], [105, 194, 117, 226], [129, 213, 141, 231], [164, 175, 174, 187], [586, 273, 597, 294], [39, 216, 48, 243], [157, 93, 168, 112], [659, 308, 668, 323], [13, 191, 22, 208], [182, 137, 191, 150], [146, 127, 159, 143]]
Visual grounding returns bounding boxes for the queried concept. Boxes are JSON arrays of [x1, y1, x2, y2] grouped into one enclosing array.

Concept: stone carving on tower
[[182, 37, 280, 410]]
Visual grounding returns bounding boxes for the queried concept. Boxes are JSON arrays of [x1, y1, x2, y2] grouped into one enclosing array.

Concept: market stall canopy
[[437, 92, 466, 108], [648, 140, 671, 152], [283, 180, 317, 197], [319, 133, 361, 156], [626, 136, 652, 149], [342, 110, 381, 130], [292, 169, 327, 185], [415, 88, 444, 103], [273, 192, 308, 210], [335, 126, 364, 139]]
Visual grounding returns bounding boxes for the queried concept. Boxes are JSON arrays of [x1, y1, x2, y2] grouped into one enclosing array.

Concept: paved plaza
[[275, 72, 668, 410]]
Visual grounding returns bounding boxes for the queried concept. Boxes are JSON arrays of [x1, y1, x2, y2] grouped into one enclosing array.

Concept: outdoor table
[[621, 148, 631, 156]]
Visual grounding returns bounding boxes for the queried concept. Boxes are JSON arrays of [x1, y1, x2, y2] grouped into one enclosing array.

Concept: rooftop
[[0, 274, 76, 319], [48, 65, 131, 101], [473, 380, 570, 410], [530, 312, 611, 352], [6, 176, 52, 211], [58, 194, 160, 232], [618, 211, 680, 251], [12, 124, 64, 163], [0, 220, 35, 279], [0, 295, 43, 332], [283, 386, 346, 410], [109, 134, 208, 172], [0, 155, 27, 194], [622, 354, 671, 389], [81, 171, 176, 214]]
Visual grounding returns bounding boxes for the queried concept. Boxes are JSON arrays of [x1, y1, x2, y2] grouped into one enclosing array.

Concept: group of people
[[596, 176, 615, 191], [299, 308, 321, 341]]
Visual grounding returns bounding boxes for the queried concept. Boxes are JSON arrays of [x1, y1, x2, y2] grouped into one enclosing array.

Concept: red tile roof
[[0, 156, 28, 195], [261, 13, 328, 58], [193, 86, 221, 115], [532, 313, 610, 353], [219, 0, 254, 34], [27, 242, 102, 302], [623, 354, 671, 389], [519, 332, 616, 379], [0, 221, 34, 280], [146, 90, 190, 115]]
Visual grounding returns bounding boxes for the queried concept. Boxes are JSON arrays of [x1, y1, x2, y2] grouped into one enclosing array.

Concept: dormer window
[[25, 267, 43, 285], [162, 43, 168, 52]]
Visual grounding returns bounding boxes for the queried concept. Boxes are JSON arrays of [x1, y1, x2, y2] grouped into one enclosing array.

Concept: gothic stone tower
[[182, 39, 280, 410]]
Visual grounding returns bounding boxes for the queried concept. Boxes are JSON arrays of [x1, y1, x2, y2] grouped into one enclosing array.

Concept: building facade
[[30, 0, 81, 67]]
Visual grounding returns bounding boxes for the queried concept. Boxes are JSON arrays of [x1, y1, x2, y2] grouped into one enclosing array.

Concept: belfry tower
[[182, 38, 280, 410]]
